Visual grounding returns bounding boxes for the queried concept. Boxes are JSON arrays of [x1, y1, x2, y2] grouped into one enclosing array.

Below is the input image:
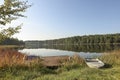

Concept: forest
[[25, 33, 120, 52], [0, 37, 24, 45], [26, 33, 120, 46]]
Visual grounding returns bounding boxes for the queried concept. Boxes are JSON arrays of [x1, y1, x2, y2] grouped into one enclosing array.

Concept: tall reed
[[0, 48, 42, 67], [100, 50, 120, 66], [58, 54, 86, 72], [0, 48, 26, 67]]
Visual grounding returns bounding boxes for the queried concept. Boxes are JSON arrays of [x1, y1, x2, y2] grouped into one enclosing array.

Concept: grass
[[100, 50, 120, 67], [34, 68, 120, 80], [0, 49, 120, 80], [58, 54, 87, 72], [0, 48, 27, 67], [0, 45, 24, 49]]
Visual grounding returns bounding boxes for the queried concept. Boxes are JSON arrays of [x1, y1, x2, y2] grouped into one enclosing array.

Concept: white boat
[[85, 58, 104, 68]]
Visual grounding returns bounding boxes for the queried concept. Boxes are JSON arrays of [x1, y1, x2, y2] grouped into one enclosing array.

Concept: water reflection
[[18, 44, 120, 58], [25, 44, 120, 53], [19, 48, 102, 58]]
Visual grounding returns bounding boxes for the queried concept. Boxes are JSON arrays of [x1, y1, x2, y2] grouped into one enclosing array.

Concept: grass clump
[[57, 54, 87, 73], [0, 48, 26, 67], [100, 50, 120, 67]]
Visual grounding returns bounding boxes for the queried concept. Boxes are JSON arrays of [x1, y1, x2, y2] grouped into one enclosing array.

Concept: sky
[[0, 0, 120, 41]]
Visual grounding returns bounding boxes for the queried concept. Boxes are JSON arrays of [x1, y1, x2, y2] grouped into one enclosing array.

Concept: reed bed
[[100, 49, 120, 67], [0, 48, 41, 67], [57, 54, 87, 72], [0, 49, 25, 67]]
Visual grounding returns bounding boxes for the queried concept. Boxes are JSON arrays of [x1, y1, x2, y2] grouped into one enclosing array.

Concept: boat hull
[[86, 58, 104, 68]]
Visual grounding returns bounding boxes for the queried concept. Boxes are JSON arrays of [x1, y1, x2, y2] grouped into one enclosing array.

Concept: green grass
[[34, 67, 120, 80], [0, 66, 120, 80], [0, 50, 120, 80]]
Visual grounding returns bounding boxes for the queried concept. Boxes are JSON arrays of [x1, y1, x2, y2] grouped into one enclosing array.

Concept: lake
[[19, 44, 120, 58]]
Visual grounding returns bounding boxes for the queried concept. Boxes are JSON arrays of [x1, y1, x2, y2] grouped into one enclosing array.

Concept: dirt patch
[[41, 56, 70, 67]]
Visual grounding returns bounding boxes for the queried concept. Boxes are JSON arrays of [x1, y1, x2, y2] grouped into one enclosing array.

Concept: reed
[[0, 48, 41, 67], [58, 54, 86, 72], [0, 49, 24, 67], [100, 49, 120, 67]]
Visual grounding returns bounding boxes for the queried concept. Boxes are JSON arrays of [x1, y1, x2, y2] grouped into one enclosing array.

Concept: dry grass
[[0, 49, 41, 67], [100, 49, 120, 66], [0, 45, 22, 49], [0, 48, 86, 68], [0, 49, 26, 67], [72, 54, 86, 64], [58, 54, 86, 71], [41, 56, 70, 67]]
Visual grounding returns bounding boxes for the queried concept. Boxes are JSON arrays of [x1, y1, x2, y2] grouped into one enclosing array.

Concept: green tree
[[0, 0, 31, 42]]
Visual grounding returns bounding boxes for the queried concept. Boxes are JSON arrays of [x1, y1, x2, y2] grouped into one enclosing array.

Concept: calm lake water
[[19, 48, 102, 58], [19, 44, 120, 58]]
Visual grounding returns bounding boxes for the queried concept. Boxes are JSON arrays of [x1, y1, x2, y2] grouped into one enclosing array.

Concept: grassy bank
[[0, 45, 24, 49], [0, 49, 120, 80]]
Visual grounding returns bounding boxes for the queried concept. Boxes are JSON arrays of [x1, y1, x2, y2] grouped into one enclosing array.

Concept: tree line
[[37, 44, 120, 53], [25, 33, 120, 52], [0, 37, 24, 45], [41, 33, 120, 45]]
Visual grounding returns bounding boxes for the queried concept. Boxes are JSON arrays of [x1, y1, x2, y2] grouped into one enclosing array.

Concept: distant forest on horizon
[[25, 33, 120, 45]]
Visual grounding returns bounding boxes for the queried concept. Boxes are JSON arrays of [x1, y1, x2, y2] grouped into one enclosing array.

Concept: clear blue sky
[[1, 0, 120, 40]]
